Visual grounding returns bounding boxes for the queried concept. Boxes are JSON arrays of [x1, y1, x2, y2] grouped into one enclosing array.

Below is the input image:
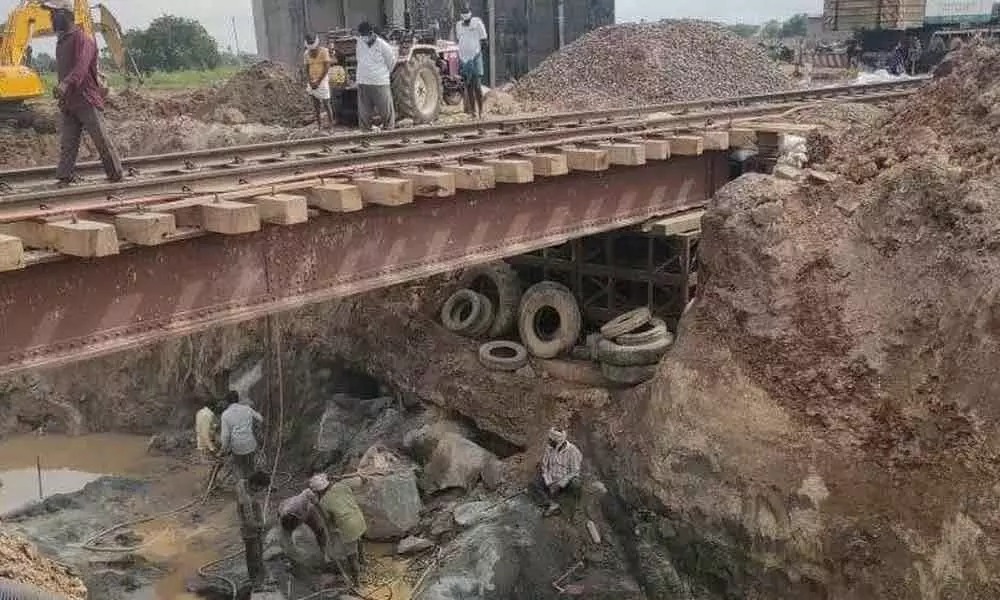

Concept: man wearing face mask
[[354, 22, 397, 130], [303, 34, 337, 130], [453, 4, 488, 118], [44, 0, 123, 185], [534, 427, 583, 517]]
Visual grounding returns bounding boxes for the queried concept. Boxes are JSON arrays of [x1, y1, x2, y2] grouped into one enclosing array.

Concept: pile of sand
[[199, 61, 313, 127], [0, 530, 86, 599]]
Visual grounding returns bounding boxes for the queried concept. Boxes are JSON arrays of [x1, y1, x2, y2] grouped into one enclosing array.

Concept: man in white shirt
[[534, 427, 582, 517], [194, 401, 218, 463], [219, 391, 264, 482], [454, 4, 488, 118], [354, 21, 397, 130]]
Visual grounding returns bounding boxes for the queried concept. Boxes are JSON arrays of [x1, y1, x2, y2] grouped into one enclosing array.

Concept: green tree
[[125, 15, 220, 72], [726, 23, 760, 38], [761, 19, 782, 39], [780, 13, 808, 38]]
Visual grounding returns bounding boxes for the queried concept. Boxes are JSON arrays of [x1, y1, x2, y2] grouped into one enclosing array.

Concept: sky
[[3, 0, 822, 56]]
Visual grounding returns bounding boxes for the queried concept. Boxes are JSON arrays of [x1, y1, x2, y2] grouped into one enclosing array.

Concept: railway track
[[0, 78, 923, 219]]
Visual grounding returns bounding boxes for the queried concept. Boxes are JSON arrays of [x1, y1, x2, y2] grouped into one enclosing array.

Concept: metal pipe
[[556, 0, 565, 48], [488, 0, 497, 87]]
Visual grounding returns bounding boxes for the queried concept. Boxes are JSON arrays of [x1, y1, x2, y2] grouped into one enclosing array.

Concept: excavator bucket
[[94, 3, 141, 82]]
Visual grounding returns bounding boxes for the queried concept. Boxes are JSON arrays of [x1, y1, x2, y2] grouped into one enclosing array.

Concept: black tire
[[392, 54, 443, 124], [466, 295, 496, 339], [478, 341, 529, 371], [459, 262, 522, 338], [601, 362, 657, 386], [518, 281, 582, 359], [615, 318, 672, 347], [600, 307, 653, 339], [441, 289, 488, 335], [595, 335, 672, 367]]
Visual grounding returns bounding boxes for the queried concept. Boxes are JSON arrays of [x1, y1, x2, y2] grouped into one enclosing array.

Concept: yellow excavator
[[0, 0, 138, 115]]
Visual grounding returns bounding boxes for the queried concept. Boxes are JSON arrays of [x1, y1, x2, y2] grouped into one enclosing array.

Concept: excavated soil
[[199, 61, 313, 127], [0, 531, 87, 599]]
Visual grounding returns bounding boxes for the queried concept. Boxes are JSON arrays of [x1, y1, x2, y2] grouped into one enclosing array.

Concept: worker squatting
[[196, 392, 583, 587], [44, 1, 489, 185]]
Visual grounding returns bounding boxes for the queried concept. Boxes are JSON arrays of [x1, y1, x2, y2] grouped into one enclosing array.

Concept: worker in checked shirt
[[534, 427, 582, 517]]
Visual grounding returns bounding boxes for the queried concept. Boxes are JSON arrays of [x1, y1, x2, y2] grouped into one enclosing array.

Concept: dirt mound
[[513, 20, 790, 110], [104, 88, 214, 122], [200, 61, 312, 127], [589, 43, 1000, 598], [0, 531, 86, 598]]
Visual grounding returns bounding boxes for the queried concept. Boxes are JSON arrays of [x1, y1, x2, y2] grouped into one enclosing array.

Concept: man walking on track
[[354, 21, 397, 130], [454, 3, 488, 119], [44, 0, 123, 185]]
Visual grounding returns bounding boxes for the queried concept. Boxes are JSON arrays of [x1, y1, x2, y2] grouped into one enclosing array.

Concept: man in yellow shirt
[[309, 473, 367, 585], [303, 33, 336, 129]]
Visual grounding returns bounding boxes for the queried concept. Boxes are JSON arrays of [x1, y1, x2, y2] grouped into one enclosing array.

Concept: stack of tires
[[592, 308, 673, 386]]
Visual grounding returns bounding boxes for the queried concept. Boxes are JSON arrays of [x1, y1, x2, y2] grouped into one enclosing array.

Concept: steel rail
[[0, 87, 916, 224], [0, 77, 925, 189]]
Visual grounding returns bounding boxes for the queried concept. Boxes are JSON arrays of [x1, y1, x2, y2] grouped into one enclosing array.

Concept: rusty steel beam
[[0, 155, 728, 375]]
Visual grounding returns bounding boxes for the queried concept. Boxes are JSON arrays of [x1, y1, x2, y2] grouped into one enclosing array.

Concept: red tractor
[[329, 27, 465, 125]]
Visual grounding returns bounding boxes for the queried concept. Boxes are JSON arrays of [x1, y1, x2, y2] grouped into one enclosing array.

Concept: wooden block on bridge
[[0, 234, 24, 272], [701, 131, 731, 151], [562, 147, 610, 172], [0, 220, 53, 249], [48, 219, 119, 257], [483, 159, 534, 184], [668, 135, 704, 156], [306, 183, 363, 212], [200, 201, 261, 235], [115, 212, 177, 246], [601, 143, 646, 166], [355, 176, 414, 206], [642, 139, 671, 161], [441, 164, 496, 190], [645, 209, 706, 237], [396, 169, 456, 198], [521, 152, 568, 177], [252, 193, 308, 225], [728, 128, 757, 148]]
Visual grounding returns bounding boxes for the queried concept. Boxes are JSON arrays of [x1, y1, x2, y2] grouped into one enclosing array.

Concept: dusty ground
[[0, 530, 87, 598]]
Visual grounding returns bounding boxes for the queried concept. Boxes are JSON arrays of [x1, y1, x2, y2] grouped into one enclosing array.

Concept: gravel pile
[[514, 20, 791, 110], [0, 531, 86, 599]]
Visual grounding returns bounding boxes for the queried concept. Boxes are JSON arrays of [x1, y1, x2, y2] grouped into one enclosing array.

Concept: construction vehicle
[[327, 26, 465, 126], [0, 0, 138, 117]]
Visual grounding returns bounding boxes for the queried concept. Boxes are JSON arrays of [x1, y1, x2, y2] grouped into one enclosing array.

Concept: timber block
[[0, 234, 24, 271], [562, 147, 610, 172], [252, 194, 308, 225], [306, 184, 363, 212], [0, 220, 53, 249], [200, 201, 261, 235], [668, 136, 704, 156], [441, 164, 496, 190], [701, 131, 730, 151], [115, 212, 177, 246], [483, 159, 534, 184], [522, 152, 568, 177], [728, 128, 757, 148], [601, 143, 646, 166], [48, 219, 119, 257], [398, 169, 456, 198], [355, 177, 414, 206], [642, 139, 671, 161]]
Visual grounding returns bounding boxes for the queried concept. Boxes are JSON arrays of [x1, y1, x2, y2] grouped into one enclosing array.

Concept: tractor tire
[[459, 262, 522, 338], [600, 307, 653, 339], [466, 295, 496, 339], [478, 341, 529, 372], [595, 335, 672, 367], [601, 362, 657, 386], [615, 318, 672, 347], [441, 289, 490, 336], [518, 281, 581, 359], [392, 55, 443, 124]]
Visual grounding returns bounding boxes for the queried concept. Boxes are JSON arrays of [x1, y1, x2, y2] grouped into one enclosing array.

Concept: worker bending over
[[303, 34, 337, 129], [355, 22, 397, 130], [277, 489, 331, 568], [309, 473, 367, 585], [43, 0, 123, 185], [454, 3, 488, 118], [534, 427, 582, 517], [219, 391, 263, 482]]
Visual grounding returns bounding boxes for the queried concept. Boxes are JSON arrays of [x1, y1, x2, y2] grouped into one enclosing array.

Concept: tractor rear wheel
[[392, 55, 443, 124]]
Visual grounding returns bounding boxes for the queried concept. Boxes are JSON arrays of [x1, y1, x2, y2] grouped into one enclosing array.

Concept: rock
[[481, 457, 504, 490], [453, 500, 504, 528], [772, 164, 803, 181], [749, 201, 784, 227], [514, 365, 536, 378], [429, 508, 456, 537], [357, 443, 410, 476], [422, 432, 499, 493], [358, 470, 423, 540], [397, 536, 435, 554], [805, 168, 838, 183], [213, 106, 247, 125]]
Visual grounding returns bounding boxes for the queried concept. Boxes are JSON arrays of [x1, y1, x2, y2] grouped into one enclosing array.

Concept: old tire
[[569, 345, 592, 361], [518, 281, 582, 359], [601, 362, 657, 386], [0, 579, 69, 600], [600, 307, 652, 339], [615, 318, 672, 347], [595, 335, 672, 367], [466, 295, 496, 339], [479, 341, 528, 371], [585, 333, 603, 361], [441, 289, 489, 336], [459, 262, 522, 338], [392, 54, 443, 124]]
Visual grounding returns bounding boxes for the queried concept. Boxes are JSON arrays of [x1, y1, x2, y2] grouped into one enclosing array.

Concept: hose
[[0, 579, 70, 600]]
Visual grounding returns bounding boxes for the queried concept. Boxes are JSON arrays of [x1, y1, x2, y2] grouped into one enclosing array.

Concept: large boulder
[[422, 432, 500, 493], [357, 470, 423, 541]]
